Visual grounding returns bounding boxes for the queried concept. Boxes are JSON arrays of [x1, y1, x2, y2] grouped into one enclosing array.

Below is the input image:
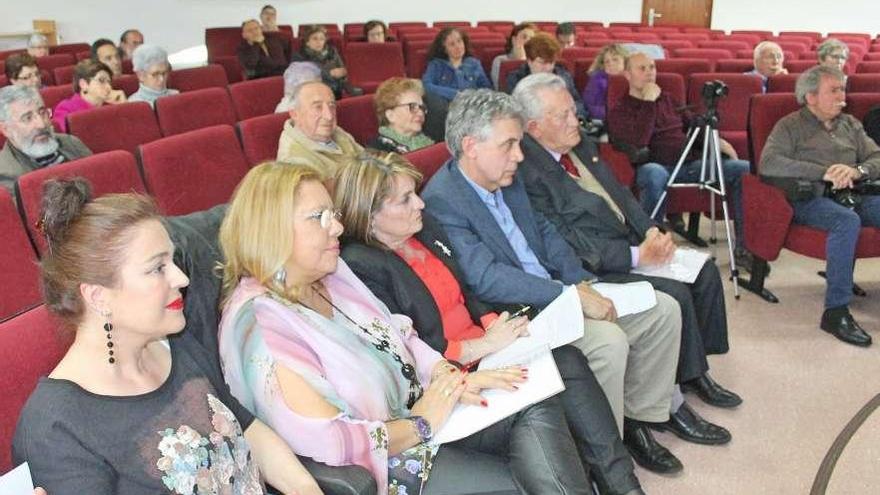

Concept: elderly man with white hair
[[128, 45, 179, 107], [26, 33, 49, 58], [745, 41, 788, 92], [761, 65, 880, 347], [0, 86, 92, 193], [275, 61, 322, 113]]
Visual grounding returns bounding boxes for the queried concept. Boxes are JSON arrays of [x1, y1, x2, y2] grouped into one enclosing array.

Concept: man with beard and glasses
[[0, 86, 92, 193]]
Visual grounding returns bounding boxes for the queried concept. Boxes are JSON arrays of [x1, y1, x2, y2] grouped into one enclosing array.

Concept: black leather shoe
[[623, 420, 683, 474], [682, 373, 743, 408], [821, 307, 872, 347], [650, 403, 731, 445], [734, 248, 770, 276]]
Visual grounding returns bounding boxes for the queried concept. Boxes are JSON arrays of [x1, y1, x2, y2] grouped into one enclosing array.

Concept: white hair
[[132, 44, 169, 72]]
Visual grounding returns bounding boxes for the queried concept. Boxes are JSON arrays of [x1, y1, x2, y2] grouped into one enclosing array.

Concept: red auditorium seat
[[155, 87, 237, 137], [655, 58, 714, 80], [53, 64, 76, 86], [663, 33, 711, 42], [863, 53, 880, 61], [336, 94, 378, 146], [717, 34, 761, 46], [731, 30, 773, 38], [138, 125, 249, 215], [205, 27, 241, 60], [741, 93, 880, 301], [856, 62, 880, 73], [476, 21, 515, 30], [112, 74, 141, 96], [766, 73, 800, 92], [784, 60, 819, 73], [236, 112, 288, 166], [698, 40, 751, 52], [212, 56, 245, 84], [598, 142, 635, 187], [167, 64, 229, 92], [828, 32, 872, 44], [634, 26, 680, 34], [389, 22, 429, 37], [561, 47, 600, 63], [35, 54, 76, 85], [687, 73, 763, 159], [0, 305, 74, 474], [66, 102, 161, 154], [404, 40, 432, 78], [778, 31, 822, 43], [405, 142, 451, 185], [672, 49, 733, 67], [228, 76, 284, 120], [848, 74, 880, 93], [574, 60, 593, 94], [49, 43, 90, 56], [497, 59, 525, 92], [616, 33, 660, 42], [0, 49, 25, 61], [845, 93, 880, 121], [0, 188, 41, 320], [39, 85, 73, 112], [74, 50, 91, 61], [773, 41, 811, 55], [473, 41, 507, 75], [343, 42, 406, 93], [343, 23, 366, 40], [715, 59, 755, 73], [657, 40, 695, 51], [16, 150, 148, 255], [434, 21, 471, 28], [684, 28, 724, 35]]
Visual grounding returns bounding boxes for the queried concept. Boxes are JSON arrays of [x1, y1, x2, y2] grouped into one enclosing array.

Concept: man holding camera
[[761, 66, 880, 346], [608, 53, 754, 268]]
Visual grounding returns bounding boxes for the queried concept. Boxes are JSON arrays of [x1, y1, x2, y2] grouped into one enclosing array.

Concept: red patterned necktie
[[559, 153, 581, 178]]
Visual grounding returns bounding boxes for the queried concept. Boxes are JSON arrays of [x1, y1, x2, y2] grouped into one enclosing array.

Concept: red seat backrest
[[49, 43, 90, 56], [53, 65, 76, 86], [748, 93, 801, 171], [112, 74, 141, 96], [657, 40, 695, 51], [205, 27, 243, 60], [343, 42, 406, 91], [228, 76, 284, 120], [39, 85, 74, 110], [0, 305, 74, 474], [779, 31, 822, 43], [336, 94, 378, 146], [655, 58, 714, 79], [498, 59, 525, 92], [35, 54, 76, 85], [697, 40, 751, 52], [66, 101, 161, 154], [406, 142, 451, 186], [716, 34, 761, 46], [235, 112, 288, 166], [848, 74, 880, 93], [672, 48, 733, 63], [767, 73, 800, 93], [687, 73, 764, 131], [138, 125, 249, 215], [785, 60, 819, 74], [167, 64, 229, 92], [434, 21, 471, 28], [561, 47, 600, 63], [0, 188, 40, 320], [16, 150, 148, 255], [856, 62, 880, 73], [662, 33, 711, 42], [845, 93, 880, 121], [715, 59, 755, 73], [155, 87, 237, 137]]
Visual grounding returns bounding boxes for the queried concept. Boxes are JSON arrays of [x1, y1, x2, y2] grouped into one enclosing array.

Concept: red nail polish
[[481, 399, 488, 407]]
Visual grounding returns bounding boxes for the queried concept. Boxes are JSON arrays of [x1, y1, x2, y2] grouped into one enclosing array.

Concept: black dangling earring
[[104, 320, 115, 364]]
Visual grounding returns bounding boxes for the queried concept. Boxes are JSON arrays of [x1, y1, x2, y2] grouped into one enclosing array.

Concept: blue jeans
[[636, 159, 750, 248], [792, 195, 880, 308]]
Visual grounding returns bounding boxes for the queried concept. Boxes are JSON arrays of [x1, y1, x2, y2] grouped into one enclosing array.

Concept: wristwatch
[[409, 415, 433, 443], [857, 165, 869, 179]]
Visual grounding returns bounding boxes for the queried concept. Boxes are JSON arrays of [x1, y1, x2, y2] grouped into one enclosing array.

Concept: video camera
[[701, 80, 729, 110]]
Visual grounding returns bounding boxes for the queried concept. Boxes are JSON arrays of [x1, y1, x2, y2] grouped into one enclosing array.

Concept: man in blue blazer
[[422, 88, 685, 474]]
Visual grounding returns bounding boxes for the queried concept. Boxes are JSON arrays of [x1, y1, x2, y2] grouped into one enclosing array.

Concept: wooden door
[[641, 0, 713, 28]]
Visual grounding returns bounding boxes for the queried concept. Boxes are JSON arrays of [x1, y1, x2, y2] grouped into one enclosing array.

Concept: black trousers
[[600, 261, 729, 383]]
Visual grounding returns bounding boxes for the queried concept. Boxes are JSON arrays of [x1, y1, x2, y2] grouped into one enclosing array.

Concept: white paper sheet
[[0, 462, 34, 495], [431, 347, 563, 445], [631, 247, 710, 284], [591, 281, 658, 318]]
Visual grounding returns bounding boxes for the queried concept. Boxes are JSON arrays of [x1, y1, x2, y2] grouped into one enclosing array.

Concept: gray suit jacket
[[421, 158, 594, 309], [518, 132, 657, 274], [0, 134, 92, 193]]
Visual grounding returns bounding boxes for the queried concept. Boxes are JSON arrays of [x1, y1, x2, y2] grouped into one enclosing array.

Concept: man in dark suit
[[511, 72, 741, 430], [422, 88, 689, 474]]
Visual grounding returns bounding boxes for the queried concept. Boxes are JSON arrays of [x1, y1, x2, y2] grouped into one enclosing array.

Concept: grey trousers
[[568, 291, 681, 433]]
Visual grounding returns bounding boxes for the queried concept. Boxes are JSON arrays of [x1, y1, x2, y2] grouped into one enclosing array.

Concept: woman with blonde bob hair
[[218, 159, 593, 495], [336, 151, 646, 495], [582, 43, 629, 121]]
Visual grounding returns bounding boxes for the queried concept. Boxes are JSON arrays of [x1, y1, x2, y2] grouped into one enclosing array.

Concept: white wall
[[1, 0, 877, 55]]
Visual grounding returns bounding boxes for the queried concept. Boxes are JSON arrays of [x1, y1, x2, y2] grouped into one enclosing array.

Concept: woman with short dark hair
[[52, 59, 126, 132], [369, 77, 434, 153], [4, 53, 42, 89]]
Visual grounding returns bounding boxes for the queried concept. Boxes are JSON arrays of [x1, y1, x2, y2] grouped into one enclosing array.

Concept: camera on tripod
[[701, 80, 729, 110]]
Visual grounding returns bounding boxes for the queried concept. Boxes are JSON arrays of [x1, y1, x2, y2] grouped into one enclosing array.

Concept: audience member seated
[[336, 150, 647, 495], [53, 59, 126, 133], [422, 27, 491, 101], [490, 23, 536, 89], [760, 66, 880, 347], [817, 38, 849, 72], [128, 44, 178, 107], [421, 88, 686, 474], [276, 80, 363, 178], [583, 44, 629, 122], [300, 24, 360, 99], [12, 178, 323, 495], [512, 74, 741, 431], [217, 161, 594, 495], [238, 19, 292, 80], [4, 53, 42, 89], [608, 53, 754, 269], [26, 33, 49, 58], [556, 22, 577, 49], [364, 19, 388, 43], [369, 77, 435, 153], [276, 61, 322, 113], [260, 4, 279, 32], [745, 41, 788, 92], [91, 38, 124, 78], [505, 33, 587, 121], [118, 29, 144, 60], [0, 86, 91, 193]]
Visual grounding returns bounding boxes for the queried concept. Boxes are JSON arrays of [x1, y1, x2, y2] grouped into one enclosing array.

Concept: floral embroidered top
[[13, 333, 262, 495], [218, 259, 443, 495]]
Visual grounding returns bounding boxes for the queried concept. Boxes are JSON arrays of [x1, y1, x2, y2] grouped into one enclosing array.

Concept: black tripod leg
[[687, 212, 709, 246], [817, 271, 866, 297], [739, 257, 779, 303]]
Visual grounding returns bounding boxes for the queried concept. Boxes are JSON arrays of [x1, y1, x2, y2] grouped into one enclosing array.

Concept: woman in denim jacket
[[422, 28, 491, 101]]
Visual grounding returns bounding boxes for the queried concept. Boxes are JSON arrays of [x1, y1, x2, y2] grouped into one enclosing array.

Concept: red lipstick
[[166, 298, 184, 310]]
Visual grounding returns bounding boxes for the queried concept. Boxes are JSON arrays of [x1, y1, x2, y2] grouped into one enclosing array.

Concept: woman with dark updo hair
[[12, 178, 321, 495]]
